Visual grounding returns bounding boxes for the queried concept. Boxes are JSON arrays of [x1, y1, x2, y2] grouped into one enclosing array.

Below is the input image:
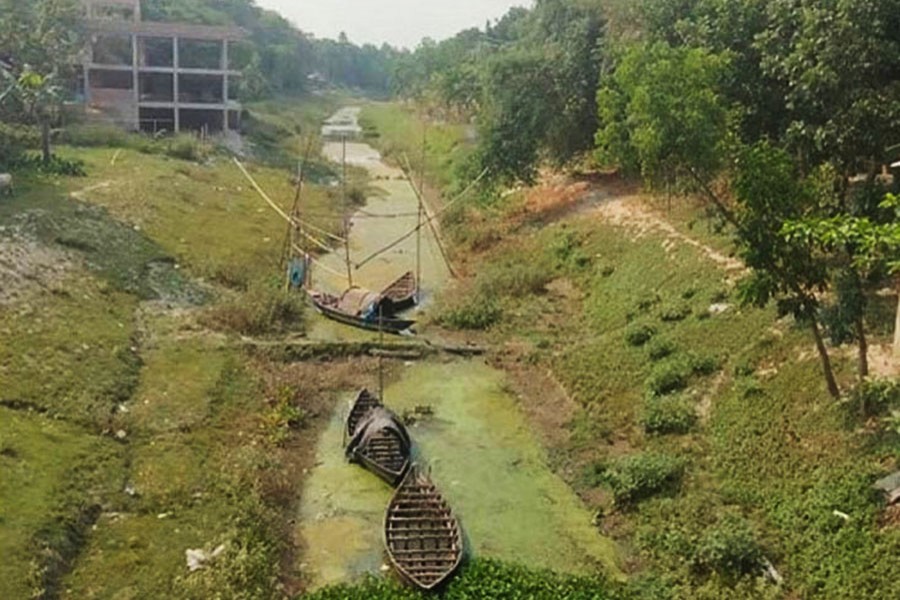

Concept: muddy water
[[296, 108, 620, 590]]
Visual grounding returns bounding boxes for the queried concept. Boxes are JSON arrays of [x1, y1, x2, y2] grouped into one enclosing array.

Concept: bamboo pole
[[342, 134, 354, 288]]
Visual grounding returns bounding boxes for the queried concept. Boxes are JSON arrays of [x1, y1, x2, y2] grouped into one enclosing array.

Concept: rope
[[354, 167, 489, 269], [292, 245, 349, 279], [233, 157, 346, 245]]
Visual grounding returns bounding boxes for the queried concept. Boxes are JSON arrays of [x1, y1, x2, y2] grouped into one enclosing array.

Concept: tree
[[0, 0, 82, 163], [757, 0, 900, 176], [595, 42, 730, 193], [732, 143, 841, 398], [784, 194, 900, 364]]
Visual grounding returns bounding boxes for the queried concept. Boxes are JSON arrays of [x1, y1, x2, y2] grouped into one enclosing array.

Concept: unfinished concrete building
[[81, 0, 247, 133]]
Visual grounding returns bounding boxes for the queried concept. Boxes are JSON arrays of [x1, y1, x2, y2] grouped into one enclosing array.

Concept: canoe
[[380, 271, 418, 313], [307, 289, 415, 334], [346, 406, 412, 486], [345, 388, 381, 442], [384, 466, 463, 591]]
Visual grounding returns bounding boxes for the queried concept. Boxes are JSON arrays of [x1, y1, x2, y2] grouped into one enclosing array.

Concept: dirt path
[[591, 194, 745, 274]]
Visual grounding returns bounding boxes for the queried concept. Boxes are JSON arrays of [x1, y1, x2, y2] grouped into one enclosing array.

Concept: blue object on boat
[[289, 258, 306, 288]]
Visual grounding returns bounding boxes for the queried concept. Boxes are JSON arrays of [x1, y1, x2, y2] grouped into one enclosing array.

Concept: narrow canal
[[295, 107, 621, 590]]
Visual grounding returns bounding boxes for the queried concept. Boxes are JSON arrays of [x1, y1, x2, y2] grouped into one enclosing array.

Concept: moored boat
[[346, 406, 412, 485], [345, 388, 381, 441], [307, 288, 415, 334], [380, 271, 418, 313], [384, 466, 463, 591]]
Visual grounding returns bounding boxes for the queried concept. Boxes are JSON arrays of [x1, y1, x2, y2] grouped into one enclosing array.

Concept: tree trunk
[[41, 119, 51, 164], [855, 316, 869, 380], [810, 318, 841, 399]]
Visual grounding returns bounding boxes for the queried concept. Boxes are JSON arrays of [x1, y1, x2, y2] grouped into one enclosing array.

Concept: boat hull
[[309, 293, 415, 334], [384, 467, 463, 591]]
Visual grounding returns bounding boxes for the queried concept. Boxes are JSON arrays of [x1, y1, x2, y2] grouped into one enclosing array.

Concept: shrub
[[476, 260, 552, 297], [641, 395, 697, 435], [601, 452, 685, 506], [436, 293, 502, 330], [625, 323, 657, 347], [9, 153, 86, 176], [633, 293, 661, 313], [693, 516, 764, 577], [850, 378, 900, 417], [659, 302, 692, 322], [203, 285, 305, 337], [647, 338, 676, 361], [646, 358, 691, 396], [689, 353, 723, 376], [61, 123, 129, 147], [164, 134, 212, 162], [0, 122, 39, 166]]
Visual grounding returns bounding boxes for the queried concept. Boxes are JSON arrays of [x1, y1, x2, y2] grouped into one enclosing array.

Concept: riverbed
[[295, 107, 620, 590]]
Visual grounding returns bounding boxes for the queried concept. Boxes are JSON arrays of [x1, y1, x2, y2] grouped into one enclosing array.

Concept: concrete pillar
[[222, 40, 229, 130], [131, 33, 139, 130], [172, 36, 180, 132]]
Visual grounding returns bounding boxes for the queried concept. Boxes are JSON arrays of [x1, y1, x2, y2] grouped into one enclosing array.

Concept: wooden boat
[[346, 406, 412, 485], [307, 288, 415, 334], [384, 466, 464, 591], [345, 388, 381, 442], [380, 271, 418, 313]]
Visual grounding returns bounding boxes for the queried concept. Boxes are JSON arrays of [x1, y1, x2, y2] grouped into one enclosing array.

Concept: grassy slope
[[361, 103, 899, 598], [0, 97, 344, 598], [359, 103, 474, 198], [438, 202, 899, 599]]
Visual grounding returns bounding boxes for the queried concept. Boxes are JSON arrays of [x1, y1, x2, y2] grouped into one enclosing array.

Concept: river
[[294, 107, 620, 590]]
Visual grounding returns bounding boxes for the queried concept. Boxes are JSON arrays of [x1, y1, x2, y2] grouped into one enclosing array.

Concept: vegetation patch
[[304, 558, 616, 600], [640, 395, 697, 435], [596, 452, 686, 507], [625, 323, 657, 347], [435, 291, 503, 331]]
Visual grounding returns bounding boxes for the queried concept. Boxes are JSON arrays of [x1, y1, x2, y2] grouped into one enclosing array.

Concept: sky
[[255, 0, 533, 50]]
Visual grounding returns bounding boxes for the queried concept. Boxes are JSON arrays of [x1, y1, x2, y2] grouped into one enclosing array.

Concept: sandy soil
[[0, 230, 75, 305]]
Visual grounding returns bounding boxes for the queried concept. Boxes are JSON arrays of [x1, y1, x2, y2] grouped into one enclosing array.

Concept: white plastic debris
[[709, 303, 732, 315], [185, 544, 226, 572]]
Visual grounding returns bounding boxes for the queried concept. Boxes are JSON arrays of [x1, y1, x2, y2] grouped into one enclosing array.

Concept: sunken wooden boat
[[345, 388, 382, 442], [307, 287, 415, 334], [384, 466, 464, 591], [346, 405, 412, 485], [380, 271, 418, 313]]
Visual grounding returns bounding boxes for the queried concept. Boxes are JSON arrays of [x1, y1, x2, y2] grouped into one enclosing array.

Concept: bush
[[8, 153, 86, 176], [647, 338, 676, 361], [850, 378, 900, 417], [0, 122, 39, 166], [164, 134, 212, 162], [476, 260, 553, 297], [203, 285, 305, 337], [625, 323, 657, 347], [633, 293, 661, 313], [436, 293, 502, 330], [601, 452, 685, 506], [689, 353, 723, 376], [659, 302, 692, 322], [641, 395, 697, 435], [61, 123, 129, 147], [693, 517, 763, 577], [646, 358, 691, 396]]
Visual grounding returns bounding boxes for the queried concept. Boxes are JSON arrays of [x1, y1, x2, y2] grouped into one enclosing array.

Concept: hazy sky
[[255, 0, 533, 49]]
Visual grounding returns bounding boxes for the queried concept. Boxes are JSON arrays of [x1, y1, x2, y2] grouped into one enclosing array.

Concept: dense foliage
[[141, 0, 396, 96], [304, 559, 617, 600]]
